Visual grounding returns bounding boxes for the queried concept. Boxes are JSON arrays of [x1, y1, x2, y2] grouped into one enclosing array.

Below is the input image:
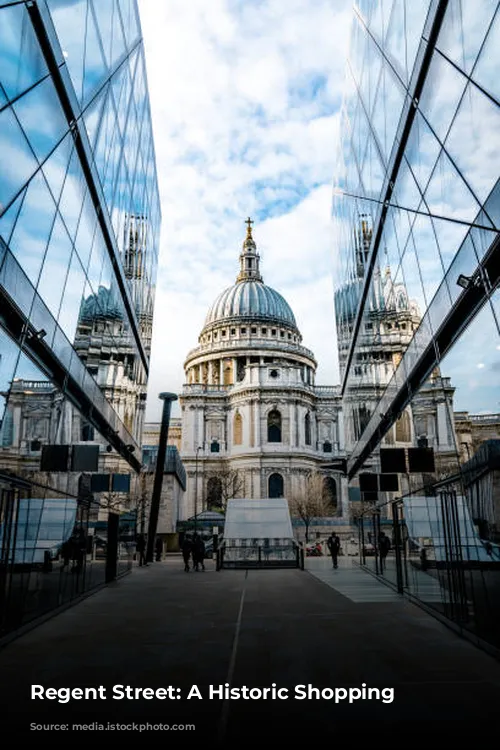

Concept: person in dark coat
[[181, 535, 193, 572], [327, 533, 341, 569], [155, 537, 163, 562], [378, 532, 391, 573], [136, 533, 147, 567], [192, 534, 205, 572]]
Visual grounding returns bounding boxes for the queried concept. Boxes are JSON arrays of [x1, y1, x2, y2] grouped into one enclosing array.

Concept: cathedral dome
[[205, 280, 297, 328], [203, 218, 298, 330]]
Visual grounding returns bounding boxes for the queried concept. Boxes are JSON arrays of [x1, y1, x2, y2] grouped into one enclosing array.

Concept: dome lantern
[[236, 217, 263, 283]]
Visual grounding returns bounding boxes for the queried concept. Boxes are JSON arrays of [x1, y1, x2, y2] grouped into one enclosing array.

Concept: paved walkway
[[1, 556, 500, 736]]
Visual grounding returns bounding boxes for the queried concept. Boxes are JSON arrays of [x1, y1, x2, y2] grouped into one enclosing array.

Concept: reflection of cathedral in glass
[[74, 213, 153, 444], [335, 216, 457, 475]]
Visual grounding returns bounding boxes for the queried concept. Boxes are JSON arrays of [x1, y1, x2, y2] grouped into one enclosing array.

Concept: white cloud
[[138, 0, 354, 421]]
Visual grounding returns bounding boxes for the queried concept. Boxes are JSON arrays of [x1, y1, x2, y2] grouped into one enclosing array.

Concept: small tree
[[205, 462, 244, 511], [289, 471, 335, 543]]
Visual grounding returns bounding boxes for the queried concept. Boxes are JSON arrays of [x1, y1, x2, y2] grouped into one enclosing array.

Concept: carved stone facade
[[178, 220, 348, 520]]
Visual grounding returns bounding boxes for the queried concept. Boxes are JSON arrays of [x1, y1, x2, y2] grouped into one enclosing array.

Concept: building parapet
[[184, 338, 316, 363]]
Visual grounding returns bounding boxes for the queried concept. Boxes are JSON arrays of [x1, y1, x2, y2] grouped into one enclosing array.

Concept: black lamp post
[[194, 445, 203, 533], [146, 392, 177, 563]]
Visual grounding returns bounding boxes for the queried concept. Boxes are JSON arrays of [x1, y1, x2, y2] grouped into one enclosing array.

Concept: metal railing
[[216, 541, 304, 570]]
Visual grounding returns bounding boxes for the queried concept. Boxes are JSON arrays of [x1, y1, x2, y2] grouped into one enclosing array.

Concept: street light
[[194, 445, 203, 533], [146, 392, 178, 563]]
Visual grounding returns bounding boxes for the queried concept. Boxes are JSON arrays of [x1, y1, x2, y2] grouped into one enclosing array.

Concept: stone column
[[437, 401, 449, 448], [289, 401, 295, 448], [254, 400, 261, 447], [250, 399, 255, 447]]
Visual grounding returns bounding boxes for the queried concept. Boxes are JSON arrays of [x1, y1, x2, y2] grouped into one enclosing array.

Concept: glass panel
[[490, 287, 500, 335], [0, 249, 36, 316], [407, 213, 445, 311], [0, 327, 20, 429], [58, 250, 87, 343], [0, 106, 38, 215], [439, 301, 500, 415], [0, 3, 48, 101], [82, 83, 107, 149], [74, 189, 98, 272], [82, 1, 109, 105], [399, 232, 426, 320], [418, 50, 468, 146], [0, 188, 25, 245], [47, 0, 88, 103], [424, 148, 482, 226], [13, 77, 68, 165], [436, 0, 498, 75], [471, 7, 500, 104], [444, 82, 500, 210], [9, 171, 57, 285], [118, 0, 140, 48], [57, 146, 86, 241], [36, 213, 73, 319], [42, 133, 74, 206], [429, 215, 471, 280], [405, 110, 442, 196]]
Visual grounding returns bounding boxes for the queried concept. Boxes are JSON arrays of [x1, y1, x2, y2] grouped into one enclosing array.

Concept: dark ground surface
[[1, 556, 500, 738]]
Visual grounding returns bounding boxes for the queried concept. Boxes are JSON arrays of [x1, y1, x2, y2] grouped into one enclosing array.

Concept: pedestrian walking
[[136, 533, 147, 567], [155, 536, 163, 562], [327, 533, 341, 569], [378, 531, 391, 573], [192, 534, 205, 571], [181, 535, 193, 572]]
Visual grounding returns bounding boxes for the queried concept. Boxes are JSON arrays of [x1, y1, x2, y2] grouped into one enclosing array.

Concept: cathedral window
[[323, 476, 337, 512], [241, 327, 247, 334], [280, 331, 285, 337], [395, 410, 411, 443], [221, 330, 226, 337], [207, 477, 223, 510], [233, 412, 243, 445], [323, 441, 332, 452], [271, 329, 276, 336], [305, 413, 311, 445], [81, 421, 95, 441], [268, 473, 284, 498], [267, 409, 281, 442], [262, 328, 267, 334], [210, 440, 220, 453], [251, 327, 257, 334], [231, 328, 236, 335]]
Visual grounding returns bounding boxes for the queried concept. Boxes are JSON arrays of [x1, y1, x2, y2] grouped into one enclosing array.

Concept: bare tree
[[205, 462, 244, 511], [289, 471, 335, 543]]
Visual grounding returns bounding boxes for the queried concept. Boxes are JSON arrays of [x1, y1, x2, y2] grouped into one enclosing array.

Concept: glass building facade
[[0, 0, 160, 637], [333, 0, 500, 649]]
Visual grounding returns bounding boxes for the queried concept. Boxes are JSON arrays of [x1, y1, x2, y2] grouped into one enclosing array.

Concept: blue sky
[[138, 0, 353, 420]]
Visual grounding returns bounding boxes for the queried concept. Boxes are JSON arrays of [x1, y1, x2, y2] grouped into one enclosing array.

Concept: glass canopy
[[224, 498, 294, 540], [221, 499, 299, 568]]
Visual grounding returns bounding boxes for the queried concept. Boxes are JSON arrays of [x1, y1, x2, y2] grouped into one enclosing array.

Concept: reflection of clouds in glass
[[9, 171, 57, 285], [12, 76, 68, 164], [0, 3, 47, 101], [436, 0, 498, 75], [444, 82, 500, 209], [36, 214, 73, 319], [471, 8, 500, 103], [419, 52, 467, 145], [439, 302, 500, 413], [0, 113, 38, 213], [424, 148, 480, 223]]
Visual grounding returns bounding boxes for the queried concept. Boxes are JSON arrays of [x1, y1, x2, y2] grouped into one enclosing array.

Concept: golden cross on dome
[[245, 216, 254, 235]]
